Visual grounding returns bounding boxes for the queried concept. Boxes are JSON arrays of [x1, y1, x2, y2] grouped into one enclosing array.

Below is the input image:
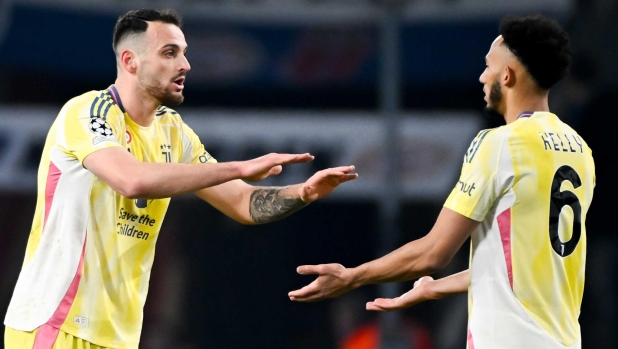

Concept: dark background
[[0, 1, 615, 348]]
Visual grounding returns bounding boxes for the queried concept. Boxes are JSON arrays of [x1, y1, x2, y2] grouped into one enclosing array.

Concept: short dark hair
[[113, 9, 182, 52], [500, 15, 572, 90]]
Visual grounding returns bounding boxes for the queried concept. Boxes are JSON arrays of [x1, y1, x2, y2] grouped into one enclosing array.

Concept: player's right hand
[[239, 153, 314, 182], [366, 276, 436, 312]]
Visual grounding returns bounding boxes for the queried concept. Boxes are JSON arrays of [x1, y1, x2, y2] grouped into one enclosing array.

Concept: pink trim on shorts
[[43, 162, 62, 231], [33, 237, 87, 348], [498, 208, 513, 289]]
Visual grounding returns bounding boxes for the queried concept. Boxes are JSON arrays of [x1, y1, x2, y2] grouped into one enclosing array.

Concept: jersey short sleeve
[[56, 93, 124, 164], [444, 129, 508, 221], [179, 121, 217, 164]]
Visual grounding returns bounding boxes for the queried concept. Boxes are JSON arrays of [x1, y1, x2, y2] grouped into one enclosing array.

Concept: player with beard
[[289, 15, 595, 349], [3, 9, 358, 349]]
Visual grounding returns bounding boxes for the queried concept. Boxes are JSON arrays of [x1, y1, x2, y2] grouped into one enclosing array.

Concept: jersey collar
[[106, 85, 126, 113], [517, 111, 534, 119]]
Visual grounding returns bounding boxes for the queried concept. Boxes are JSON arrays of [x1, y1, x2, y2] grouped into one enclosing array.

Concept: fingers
[[338, 173, 359, 183], [296, 265, 323, 275], [321, 165, 356, 175], [271, 153, 314, 165], [366, 298, 400, 311], [331, 165, 356, 173], [322, 166, 358, 179], [366, 302, 387, 312], [288, 281, 319, 301]]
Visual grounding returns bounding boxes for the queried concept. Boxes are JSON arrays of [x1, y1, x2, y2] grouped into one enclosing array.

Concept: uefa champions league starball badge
[[89, 117, 114, 137]]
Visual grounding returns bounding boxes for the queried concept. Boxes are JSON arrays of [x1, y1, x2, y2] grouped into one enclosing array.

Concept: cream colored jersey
[[444, 112, 595, 349], [4, 86, 216, 349]]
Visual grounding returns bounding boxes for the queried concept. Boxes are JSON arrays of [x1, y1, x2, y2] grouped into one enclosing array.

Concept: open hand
[[288, 264, 355, 302], [240, 153, 314, 182], [366, 276, 436, 312], [300, 166, 358, 203]]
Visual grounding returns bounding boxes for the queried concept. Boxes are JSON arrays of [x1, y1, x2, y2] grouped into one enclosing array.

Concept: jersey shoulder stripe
[[156, 106, 179, 116], [88, 93, 115, 120], [464, 127, 499, 163]]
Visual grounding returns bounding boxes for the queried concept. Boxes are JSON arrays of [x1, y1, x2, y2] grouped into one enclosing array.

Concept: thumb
[[269, 165, 283, 176]]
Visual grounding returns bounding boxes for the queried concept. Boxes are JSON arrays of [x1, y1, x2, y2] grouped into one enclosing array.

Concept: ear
[[503, 65, 516, 87], [119, 50, 138, 74]]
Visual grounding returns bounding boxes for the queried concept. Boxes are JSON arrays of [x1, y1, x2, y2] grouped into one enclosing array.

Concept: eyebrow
[[160, 44, 187, 51]]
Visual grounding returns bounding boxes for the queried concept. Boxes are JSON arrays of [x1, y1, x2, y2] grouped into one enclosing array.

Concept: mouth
[[172, 77, 185, 91]]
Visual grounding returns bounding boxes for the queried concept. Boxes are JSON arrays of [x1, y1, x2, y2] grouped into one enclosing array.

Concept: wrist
[[228, 161, 245, 179], [291, 183, 309, 203], [346, 266, 365, 289], [425, 279, 443, 300]]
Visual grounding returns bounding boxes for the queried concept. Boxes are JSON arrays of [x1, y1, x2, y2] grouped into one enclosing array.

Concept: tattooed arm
[[194, 166, 357, 225], [249, 186, 308, 224]]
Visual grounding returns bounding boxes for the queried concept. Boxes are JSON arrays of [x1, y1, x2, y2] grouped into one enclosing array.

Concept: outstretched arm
[[288, 208, 478, 301], [195, 166, 358, 224], [366, 269, 469, 311], [84, 147, 313, 199]]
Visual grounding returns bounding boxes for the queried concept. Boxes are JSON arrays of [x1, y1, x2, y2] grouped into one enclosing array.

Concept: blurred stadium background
[[0, 0, 614, 348]]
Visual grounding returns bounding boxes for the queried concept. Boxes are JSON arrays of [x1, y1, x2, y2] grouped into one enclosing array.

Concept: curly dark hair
[[500, 15, 572, 90], [113, 9, 182, 52]]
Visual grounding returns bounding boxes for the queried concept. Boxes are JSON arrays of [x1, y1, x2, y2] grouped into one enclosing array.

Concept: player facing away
[[3, 9, 358, 349], [289, 15, 595, 349]]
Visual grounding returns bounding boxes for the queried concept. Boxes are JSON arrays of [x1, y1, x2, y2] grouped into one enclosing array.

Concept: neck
[[502, 88, 550, 124], [114, 77, 160, 127]]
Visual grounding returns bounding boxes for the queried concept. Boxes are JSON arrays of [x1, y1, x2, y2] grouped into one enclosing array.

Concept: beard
[[483, 80, 503, 119], [139, 71, 185, 106]]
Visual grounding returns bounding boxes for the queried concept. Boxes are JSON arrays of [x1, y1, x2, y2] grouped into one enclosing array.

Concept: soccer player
[[289, 15, 594, 349], [3, 9, 358, 349]]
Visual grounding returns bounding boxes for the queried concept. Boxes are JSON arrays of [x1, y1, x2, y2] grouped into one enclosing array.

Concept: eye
[[164, 51, 175, 58]]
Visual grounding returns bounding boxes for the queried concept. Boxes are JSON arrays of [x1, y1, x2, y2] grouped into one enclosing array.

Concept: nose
[[479, 70, 486, 84], [180, 54, 191, 73]]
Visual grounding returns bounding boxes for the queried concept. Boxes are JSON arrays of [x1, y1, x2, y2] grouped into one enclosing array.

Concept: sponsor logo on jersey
[[91, 135, 118, 146], [73, 316, 88, 327]]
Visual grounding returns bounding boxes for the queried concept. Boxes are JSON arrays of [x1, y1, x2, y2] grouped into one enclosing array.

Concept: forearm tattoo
[[249, 186, 308, 224]]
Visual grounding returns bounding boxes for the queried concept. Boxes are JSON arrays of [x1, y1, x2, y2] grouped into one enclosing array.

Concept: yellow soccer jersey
[[444, 111, 594, 349], [4, 85, 216, 349]]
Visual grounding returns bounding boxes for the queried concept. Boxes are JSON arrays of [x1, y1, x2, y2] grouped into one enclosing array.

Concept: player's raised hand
[[240, 153, 314, 182], [288, 263, 355, 302], [300, 166, 358, 203], [366, 276, 436, 312]]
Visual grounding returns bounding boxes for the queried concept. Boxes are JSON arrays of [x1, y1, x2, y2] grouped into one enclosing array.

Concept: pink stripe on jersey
[[498, 208, 513, 289], [43, 237, 87, 335], [32, 323, 59, 349], [44, 162, 62, 231], [467, 326, 475, 349]]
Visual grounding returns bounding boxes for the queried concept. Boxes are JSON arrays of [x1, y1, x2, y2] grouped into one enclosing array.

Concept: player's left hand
[[299, 166, 358, 203], [366, 276, 436, 312], [288, 263, 355, 302]]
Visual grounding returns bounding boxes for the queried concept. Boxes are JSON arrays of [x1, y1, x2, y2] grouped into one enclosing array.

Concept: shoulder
[[61, 90, 100, 112], [464, 126, 509, 163], [61, 90, 122, 121]]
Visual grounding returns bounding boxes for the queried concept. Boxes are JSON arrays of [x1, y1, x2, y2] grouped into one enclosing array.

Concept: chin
[[483, 106, 504, 119], [161, 93, 184, 106]]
